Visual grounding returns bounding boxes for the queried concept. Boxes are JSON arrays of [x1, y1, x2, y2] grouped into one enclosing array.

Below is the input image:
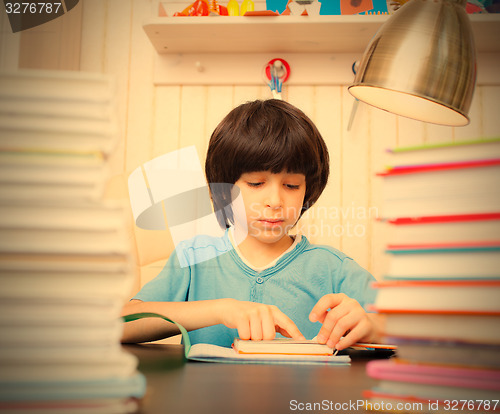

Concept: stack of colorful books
[[364, 139, 500, 413], [0, 70, 145, 413]]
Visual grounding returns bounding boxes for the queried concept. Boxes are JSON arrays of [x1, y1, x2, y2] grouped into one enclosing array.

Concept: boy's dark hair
[[205, 99, 330, 228]]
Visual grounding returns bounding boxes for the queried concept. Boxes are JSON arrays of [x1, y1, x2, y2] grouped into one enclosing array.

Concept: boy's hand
[[309, 293, 375, 350], [219, 299, 305, 341]]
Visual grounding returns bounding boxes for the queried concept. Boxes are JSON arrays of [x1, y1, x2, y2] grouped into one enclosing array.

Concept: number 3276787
[[5, 3, 63, 14]]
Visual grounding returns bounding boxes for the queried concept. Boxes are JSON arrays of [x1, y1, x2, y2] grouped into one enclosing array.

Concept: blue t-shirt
[[133, 231, 377, 347]]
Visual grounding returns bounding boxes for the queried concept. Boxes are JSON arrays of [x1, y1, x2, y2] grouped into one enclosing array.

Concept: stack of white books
[[0, 70, 145, 413]]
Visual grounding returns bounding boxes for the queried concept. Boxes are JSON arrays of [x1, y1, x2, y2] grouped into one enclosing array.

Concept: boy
[[121, 99, 383, 351]]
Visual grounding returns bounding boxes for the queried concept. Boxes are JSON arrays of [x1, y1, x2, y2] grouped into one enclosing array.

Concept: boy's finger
[[335, 323, 367, 350], [274, 312, 305, 340], [326, 313, 358, 349], [237, 319, 251, 340], [261, 312, 276, 340], [309, 293, 345, 322], [250, 312, 263, 340], [316, 305, 349, 343]]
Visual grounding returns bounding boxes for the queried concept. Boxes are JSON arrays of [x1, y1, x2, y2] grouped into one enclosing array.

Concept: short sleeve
[[133, 249, 191, 303], [337, 257, 377, 311]]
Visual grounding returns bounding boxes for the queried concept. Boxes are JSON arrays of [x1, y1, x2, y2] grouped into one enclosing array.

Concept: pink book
[[367, 360, 500, 391]]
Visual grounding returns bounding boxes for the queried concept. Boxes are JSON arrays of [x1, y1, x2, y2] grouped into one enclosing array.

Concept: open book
[[123, 312, 351, 365]]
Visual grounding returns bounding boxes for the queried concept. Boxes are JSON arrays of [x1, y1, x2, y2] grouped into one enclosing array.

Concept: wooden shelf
[[143, 14, 500, 55], [143, 14, 500, 85]]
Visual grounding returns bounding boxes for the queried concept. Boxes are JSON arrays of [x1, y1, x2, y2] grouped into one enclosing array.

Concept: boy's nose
[[265, 187, 282, 209]]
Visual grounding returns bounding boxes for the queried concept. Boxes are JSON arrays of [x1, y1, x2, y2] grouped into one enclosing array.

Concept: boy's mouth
[[258, 218, 285, 227]]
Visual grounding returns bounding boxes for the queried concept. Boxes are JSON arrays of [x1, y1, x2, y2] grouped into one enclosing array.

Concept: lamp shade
[[348, 0, 476, 126]]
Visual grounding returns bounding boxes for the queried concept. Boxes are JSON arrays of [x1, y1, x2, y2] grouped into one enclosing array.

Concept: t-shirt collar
[[227, 226, 302, 272]]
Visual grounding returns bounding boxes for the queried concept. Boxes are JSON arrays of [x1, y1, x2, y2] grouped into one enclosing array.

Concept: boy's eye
[[247, 182, 264, 187]]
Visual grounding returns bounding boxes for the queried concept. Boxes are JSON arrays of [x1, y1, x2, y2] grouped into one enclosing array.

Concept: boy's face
[[233, 171, 306, 246]]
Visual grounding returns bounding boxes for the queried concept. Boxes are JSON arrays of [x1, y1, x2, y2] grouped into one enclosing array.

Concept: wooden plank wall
[[0, 2, 82, 70], [81, 0, 500, 281], [0, 7, 20, 70], [2, 0, 499, 282]]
